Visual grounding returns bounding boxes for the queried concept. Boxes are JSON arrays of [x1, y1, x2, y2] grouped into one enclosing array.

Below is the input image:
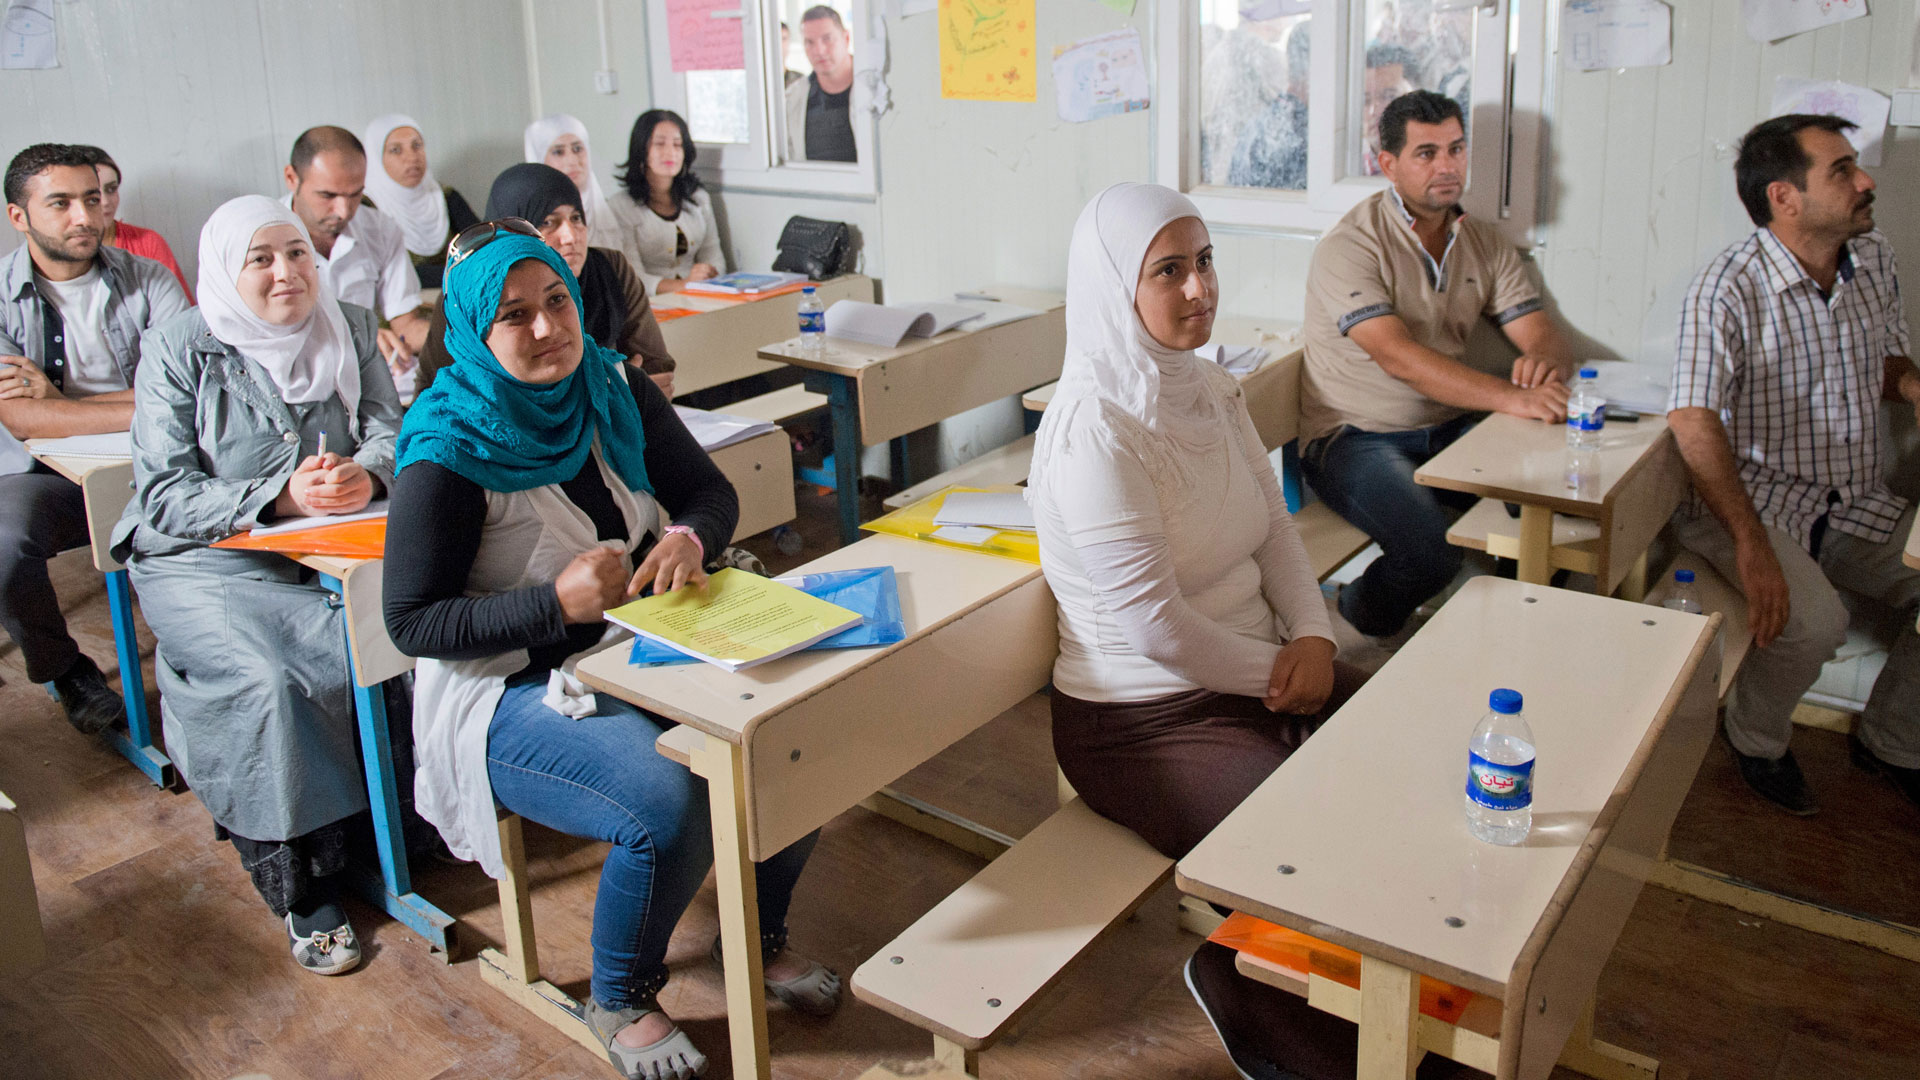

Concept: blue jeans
[[486, 679, 820, 1011], [1301, 416, 1479, 637]]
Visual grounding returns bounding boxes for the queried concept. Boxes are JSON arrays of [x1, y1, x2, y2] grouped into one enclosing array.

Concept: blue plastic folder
[[627, 567, 904, 668]]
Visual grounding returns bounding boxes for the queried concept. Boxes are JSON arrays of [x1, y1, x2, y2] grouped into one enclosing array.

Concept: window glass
[[1355, 0, 1473, 176], [687, 70, 750, 144], [1196, 0, 1312, 191], [778, 0, 859, 164]]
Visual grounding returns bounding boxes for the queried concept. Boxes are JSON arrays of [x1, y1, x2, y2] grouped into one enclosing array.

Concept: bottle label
[[1567, 407, 1604, 433], [1467, 751, 1533, 811], [799, 311, 825, 334]]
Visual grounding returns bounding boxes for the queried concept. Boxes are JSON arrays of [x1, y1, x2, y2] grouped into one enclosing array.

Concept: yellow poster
[[940, 0, 1036, 102]]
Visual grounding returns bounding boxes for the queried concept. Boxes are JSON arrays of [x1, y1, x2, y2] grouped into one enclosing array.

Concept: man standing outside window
[[784, 6, 857, 163]]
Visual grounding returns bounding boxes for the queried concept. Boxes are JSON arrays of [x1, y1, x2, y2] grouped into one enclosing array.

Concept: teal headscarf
[[396, 234, 652, 495]]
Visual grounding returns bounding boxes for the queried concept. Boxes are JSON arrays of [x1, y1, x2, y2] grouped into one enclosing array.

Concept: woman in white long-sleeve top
[[110, 195, 404, 977]]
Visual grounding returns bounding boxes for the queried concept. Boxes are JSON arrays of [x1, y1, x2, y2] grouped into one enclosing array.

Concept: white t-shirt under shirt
[[1030, 380, 1334, 702], [37, 266, 124, 396]]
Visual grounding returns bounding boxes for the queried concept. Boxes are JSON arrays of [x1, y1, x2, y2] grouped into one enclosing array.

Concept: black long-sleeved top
[[383, 373, 736, 677]]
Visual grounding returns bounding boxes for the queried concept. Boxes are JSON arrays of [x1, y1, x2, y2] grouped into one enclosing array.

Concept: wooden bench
[[722, 383, 828, 426], [882, 435, 1037, 511], [0, 790, 46, 979], [851, 799, 1175, 1075], [1446, 498, 1604, 578]]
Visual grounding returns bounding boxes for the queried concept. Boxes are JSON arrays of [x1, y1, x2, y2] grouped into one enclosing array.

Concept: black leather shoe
[[1849, 733, 1920, 811], [1731, 745, 1818, 816], [51, 654, 126, 736]]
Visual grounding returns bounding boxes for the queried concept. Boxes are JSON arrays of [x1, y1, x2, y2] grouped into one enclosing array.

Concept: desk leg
[[1557, 996, 1666, 1080], [1516, 506, 1554, 586], [889, 435, 912, 494], [478, 813, 607, 1058], [809, 370, 864, 546], [1357, 955, 1421, 1080], [320, 572, 459, 960], [101, 569, 174, 788], [1617, 550, 1650, 603], [690, 734, 772, 1080], [1280, 442, 1305, 514]]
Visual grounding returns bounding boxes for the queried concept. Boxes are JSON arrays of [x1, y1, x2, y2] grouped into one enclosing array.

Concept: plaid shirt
[[1670, 227, 1911, 547]]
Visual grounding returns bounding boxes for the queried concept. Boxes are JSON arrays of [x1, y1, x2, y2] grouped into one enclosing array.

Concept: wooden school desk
[[757, 288, 1068, 544], [285, 552, 461, 959], [1905, 510, 1918, 571], [538, 535, 1053, 1080], [1178, 577, 1720, 1080], [1413, 413, 1687, 597], [23, 443, 173, 787], [656, 275, 875, 397]]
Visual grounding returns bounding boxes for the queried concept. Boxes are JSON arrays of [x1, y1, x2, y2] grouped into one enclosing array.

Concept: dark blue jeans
[[486, 679, 820, 1011], [1300, 416, 1478, 637]]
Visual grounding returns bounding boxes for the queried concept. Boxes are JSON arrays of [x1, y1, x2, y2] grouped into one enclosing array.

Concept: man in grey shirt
[[783, 5, 857, 163], [0, 143, 190, 734]]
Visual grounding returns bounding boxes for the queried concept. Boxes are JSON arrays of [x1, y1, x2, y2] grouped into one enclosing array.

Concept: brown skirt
[[1052, 661, 1369, 859]]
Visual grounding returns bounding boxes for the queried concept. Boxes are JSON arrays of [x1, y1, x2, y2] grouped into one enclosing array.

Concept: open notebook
[[824, 300, 989, 348]]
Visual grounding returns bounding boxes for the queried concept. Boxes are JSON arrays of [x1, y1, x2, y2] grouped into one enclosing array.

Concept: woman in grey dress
[[111, 195, 403, 975]]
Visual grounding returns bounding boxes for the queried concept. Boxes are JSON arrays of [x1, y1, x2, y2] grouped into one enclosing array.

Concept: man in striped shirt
[[1669, 114, 1920, 816]]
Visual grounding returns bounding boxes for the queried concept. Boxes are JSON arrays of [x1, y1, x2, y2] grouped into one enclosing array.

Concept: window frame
[[1155, 0, 1544, 245], [645, 0, 880, 199]]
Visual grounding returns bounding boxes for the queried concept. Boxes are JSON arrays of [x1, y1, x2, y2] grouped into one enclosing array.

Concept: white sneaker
[[286, 912, 361, 976]]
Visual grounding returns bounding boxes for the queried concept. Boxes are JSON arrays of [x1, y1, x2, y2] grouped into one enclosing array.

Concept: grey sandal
[[709, 937, 844, 1017], [584, 999, 707, 1080]]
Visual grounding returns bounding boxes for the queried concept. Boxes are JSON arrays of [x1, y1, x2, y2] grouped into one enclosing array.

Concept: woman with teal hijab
[[384, 226, 839, 1080]]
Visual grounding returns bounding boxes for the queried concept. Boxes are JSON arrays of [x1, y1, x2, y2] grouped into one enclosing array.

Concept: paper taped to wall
[[1771, 77, 1890, 167], [1563, 0, 1671, 71], [1741, 0, 1867, 44], [1052, 28, 1151, 123]]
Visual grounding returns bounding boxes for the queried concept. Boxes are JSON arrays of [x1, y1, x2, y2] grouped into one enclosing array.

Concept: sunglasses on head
[[446, 217, 542, 268]]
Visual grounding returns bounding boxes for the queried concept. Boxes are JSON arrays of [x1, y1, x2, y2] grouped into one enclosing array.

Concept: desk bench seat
[[881, 435, 1037, 511], [722, 384, 828, 426], [1446, 497, 1603, 576], [851, 798, 1173, 1076]]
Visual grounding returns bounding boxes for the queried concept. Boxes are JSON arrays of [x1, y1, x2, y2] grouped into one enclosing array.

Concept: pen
[[316, 431, 328, 461]]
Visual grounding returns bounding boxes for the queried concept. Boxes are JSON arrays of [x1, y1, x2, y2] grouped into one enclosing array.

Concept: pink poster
[[666, 0, 745, 73]]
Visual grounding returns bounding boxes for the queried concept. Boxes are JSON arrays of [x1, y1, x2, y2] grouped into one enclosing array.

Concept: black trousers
[[0, 464, 90, 683]]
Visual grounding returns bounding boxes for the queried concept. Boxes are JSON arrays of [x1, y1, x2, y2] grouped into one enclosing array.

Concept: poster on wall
[[940, 0, 1037, 102], [1052, 29, 1150, 123], [665, 0, 745, 73], [1741, 0, 1868, 44], [1771, 76, 1890, 166], [1562, 0, 1671, 70], [2, 0, 57, 70]]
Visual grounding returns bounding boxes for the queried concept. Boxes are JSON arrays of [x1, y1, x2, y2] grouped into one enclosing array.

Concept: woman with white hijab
[[111, 195, 404, 978], [363, 113, 480, 289], [524, 113, 643, 275], [1029, 183, 1368, 1076]]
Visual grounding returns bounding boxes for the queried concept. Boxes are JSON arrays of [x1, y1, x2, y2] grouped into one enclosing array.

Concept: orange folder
[[1207, 911, 1476, 1024], [212, 518, 388, 560]]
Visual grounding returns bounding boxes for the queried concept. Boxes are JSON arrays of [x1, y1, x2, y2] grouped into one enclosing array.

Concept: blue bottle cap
[[1579, 367, 1599, 379], [1489, 688, 1523, 714], [1675, 568, 1695, 583], [802, 285, 816, 293]]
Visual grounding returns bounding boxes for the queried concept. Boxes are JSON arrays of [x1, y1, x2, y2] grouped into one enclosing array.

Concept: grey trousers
[[0, 465, 90, 683], [1675, 502, 1920, 768]]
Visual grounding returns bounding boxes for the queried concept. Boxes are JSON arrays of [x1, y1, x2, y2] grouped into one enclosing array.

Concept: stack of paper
[[602, 568, 864, 672], [1587, 362, 1670, 416], [1199, 343, 1270, 376], [948, 297, 1044, 330], [683, 271, 810, 296], [27, 431, 133, 459], [628, 566, 903, 666], [673, 406, 781, 452], [249, 499, 389, 538], [824, 300, 986, 347], [932, 490, 1035, 533]]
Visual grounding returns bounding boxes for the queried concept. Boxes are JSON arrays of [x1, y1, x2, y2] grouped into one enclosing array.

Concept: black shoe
[[1849, 733, 1920, 811], [1184, 944, 1295, 1080], [1730, 744, 1818, 816], [51, 654, 126, 736]]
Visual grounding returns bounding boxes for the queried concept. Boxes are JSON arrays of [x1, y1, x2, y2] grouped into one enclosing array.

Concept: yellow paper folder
[[603, 568, 864, 672]]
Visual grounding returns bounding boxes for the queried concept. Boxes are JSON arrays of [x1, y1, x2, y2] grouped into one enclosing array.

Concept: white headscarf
[[362, 113, 451, 257], [1031, 183, 1229, 489], [197, 196, 360, 428], [523, 114, 615, 229]]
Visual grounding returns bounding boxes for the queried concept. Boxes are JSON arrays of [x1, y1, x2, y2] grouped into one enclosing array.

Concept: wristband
[[663, 524, 704, 561]]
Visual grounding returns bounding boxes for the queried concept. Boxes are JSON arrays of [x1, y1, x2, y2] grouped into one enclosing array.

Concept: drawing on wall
[[1563, 0, 1671, 71], [2, 0, 56, 70], [940, 0, 1037, 102], [665, 0, 745, 73], [1741, 0, 1868, 44], [1052, 29, 1150, 123], [1772, 76, 1891, 167]]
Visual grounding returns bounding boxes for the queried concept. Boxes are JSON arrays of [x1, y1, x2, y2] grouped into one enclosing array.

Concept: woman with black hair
[[606, 110, 727, 295]]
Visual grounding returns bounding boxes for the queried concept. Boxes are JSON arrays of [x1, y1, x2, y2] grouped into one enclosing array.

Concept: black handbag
[[771, 215, 855, 279]]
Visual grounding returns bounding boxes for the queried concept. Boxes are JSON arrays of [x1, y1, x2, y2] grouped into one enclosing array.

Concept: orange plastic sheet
[[212, 518, 388, 560], [1206, 912, 1476, 1025]]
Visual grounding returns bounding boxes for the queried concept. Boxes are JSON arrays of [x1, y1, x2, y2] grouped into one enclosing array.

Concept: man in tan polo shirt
[[1299, 90, 1573, 638]]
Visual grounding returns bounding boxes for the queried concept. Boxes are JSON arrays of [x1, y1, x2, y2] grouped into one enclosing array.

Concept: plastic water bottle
[[1566, 367, 1606, 450], [797, 286, 825, 356], [1663, 569, 1703, 614], [1465, 688, 1535, 846], [1563, 443, 1598, 497]]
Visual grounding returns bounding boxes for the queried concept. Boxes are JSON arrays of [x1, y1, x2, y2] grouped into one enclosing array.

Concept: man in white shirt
[[1670, 114, 1920, 815], [280, 126, 426, 379], [0, 143, 191, 734]]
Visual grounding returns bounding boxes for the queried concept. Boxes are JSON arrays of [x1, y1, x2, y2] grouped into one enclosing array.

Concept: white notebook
[[933, 491, 1036, 533], [27, 431, 133, 460], [673, 406, 781, 453], [249, 500, 389, 537], [824, 300, 986, 347]]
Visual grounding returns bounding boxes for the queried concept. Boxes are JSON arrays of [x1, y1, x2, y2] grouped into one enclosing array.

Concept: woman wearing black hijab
[[415, 163, 677, 398]]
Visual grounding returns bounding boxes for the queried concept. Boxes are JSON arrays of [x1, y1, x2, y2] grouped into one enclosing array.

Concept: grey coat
[[112, 304, 402, 841]]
